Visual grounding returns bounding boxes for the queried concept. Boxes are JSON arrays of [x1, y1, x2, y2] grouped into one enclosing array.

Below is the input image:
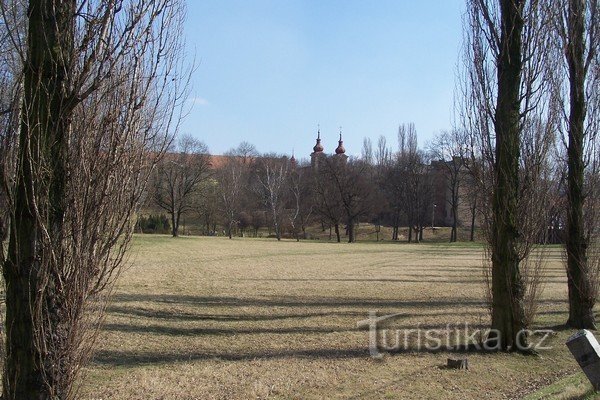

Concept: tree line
[[149, 120, 565, 248], [148, 128, 456, 243]]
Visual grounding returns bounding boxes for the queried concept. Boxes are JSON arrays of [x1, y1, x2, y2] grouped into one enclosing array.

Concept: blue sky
[[182, 0, 465, 158]]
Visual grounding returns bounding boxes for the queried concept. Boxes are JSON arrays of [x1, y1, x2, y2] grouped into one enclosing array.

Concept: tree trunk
[[271, 205, 281, 241], [348, 219, 355, 243], [451, 204, 458, 243], [450, 181, 460, 242], [171, 210, 180, 237], [334, 223, 341, 243], [487, 0, 528, 351], [4, 0, 74, 397], [470, 201, 477, 242], [565, 0, 596, 329], [408, 225, 413, 243]]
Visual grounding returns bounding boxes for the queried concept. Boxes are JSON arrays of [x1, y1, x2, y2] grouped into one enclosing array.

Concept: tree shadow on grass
[[94, 293, 570, 368], [92, 347, 371, 366], [91, 341, 509, 368], [102, 322, 361, 336], [102, 320, 491, 337], [106, 305, 366, 322], [106, 305, 494, 324], [110, 293, 491, 309], [236, 276, 569, 284]]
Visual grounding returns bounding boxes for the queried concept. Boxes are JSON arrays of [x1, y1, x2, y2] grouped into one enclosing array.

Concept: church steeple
[[313, 126, 324, 153], [311, 125, 325, 170], [335, 127, 345, 155]]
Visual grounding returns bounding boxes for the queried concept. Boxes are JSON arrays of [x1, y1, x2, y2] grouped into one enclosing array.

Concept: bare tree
[[254, 156, 288, 241], [216, 158, 243, 239], [380, 161, 404, 240], [153, 135, 211, 237], [397, 123, 430, 243], [429, 130, 467, 242], [313, 163, 344, 242], [319, 156, 375, 243], [196, 179, 220, 235], [362, 137, 374, 165], [462, 0, 553, 350], [0, 0, 188, 397], [375, 135, 392, 167], [546, 0, 600, 329], [287, 163, 313, 241], [229, 141, 259, 165]]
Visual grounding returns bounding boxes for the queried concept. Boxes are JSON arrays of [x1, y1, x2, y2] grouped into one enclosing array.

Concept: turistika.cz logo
[[357, 311, 554, 358]]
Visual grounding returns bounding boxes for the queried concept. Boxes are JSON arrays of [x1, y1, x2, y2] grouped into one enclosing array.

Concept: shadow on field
[[102, 322, 363, 336], [111, 293, 490, 309], [93, 294, 569, 367], [92, 347, 371, 366], [102, 321, 489, 336], [238, 276, 572, 284], [91, 341, 502, 367], [107, 305, 365, 322], [91, 337, 515, 368], [106, 305, 495, 323], [237, 276, 481, 284]]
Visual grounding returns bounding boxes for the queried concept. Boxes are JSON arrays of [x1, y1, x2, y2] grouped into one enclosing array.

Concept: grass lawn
[[80, 235, 599, 399]]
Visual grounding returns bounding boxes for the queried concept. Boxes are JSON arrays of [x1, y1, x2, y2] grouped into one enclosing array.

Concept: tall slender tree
[[463, 0, 553, 350], [549, 0, 600, 329], [0, 0, 187, 397], [489, 0, 528, 350]]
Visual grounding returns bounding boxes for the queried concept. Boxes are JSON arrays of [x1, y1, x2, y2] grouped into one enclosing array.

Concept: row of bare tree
[[462, 0, 600, 350], [148, 120, 570, 248], [149, 139, 376, 243]]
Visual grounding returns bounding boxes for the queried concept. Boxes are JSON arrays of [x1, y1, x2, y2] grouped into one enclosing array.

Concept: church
[[308, 128, 348, 169]]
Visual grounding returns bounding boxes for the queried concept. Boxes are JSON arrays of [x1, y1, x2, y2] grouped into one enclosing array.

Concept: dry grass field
[[79, 235, 599, 399]]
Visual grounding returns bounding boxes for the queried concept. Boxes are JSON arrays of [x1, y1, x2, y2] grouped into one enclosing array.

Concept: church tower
[[334, 128, 348, 163], [310, 128, 325, 169]]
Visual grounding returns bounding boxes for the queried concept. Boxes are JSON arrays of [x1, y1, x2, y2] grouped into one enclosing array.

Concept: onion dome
[[335, 132, 346, 155], [313, 129, 324, 153]]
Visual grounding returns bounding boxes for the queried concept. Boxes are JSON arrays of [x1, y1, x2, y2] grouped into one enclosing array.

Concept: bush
[[137, 213, 171, 234]]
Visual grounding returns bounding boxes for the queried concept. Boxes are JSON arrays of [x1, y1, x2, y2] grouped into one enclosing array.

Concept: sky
[[182, 0, 466, 158]]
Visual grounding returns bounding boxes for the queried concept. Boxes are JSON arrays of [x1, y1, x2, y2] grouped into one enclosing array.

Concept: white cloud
[[189, 96, 209, 106]]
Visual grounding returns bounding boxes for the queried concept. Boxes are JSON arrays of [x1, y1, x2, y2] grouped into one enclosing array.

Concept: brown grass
[[79, 236, 593, 399]]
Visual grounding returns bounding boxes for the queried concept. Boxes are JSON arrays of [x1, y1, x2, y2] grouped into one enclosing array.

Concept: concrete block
[[566, 330, 600, 391]]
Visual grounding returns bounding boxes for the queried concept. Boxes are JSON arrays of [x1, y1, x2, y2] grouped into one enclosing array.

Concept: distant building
[[310, 128, 347, 169]]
